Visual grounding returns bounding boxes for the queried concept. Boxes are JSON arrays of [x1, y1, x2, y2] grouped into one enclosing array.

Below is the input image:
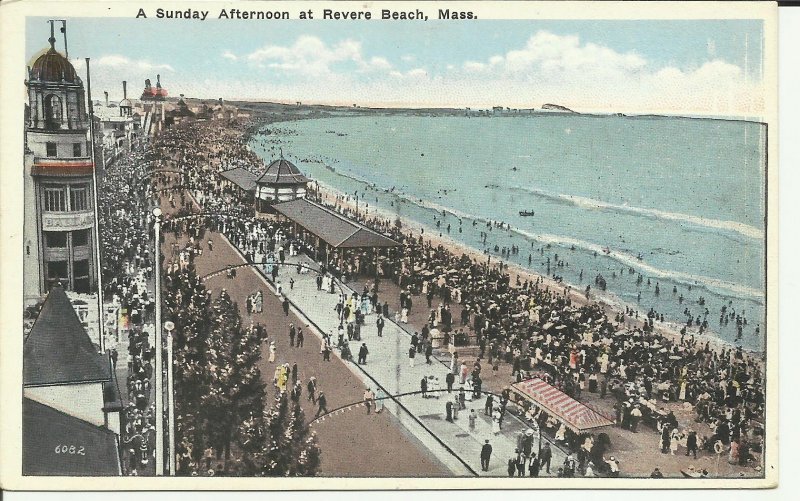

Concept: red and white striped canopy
[[511, 378, 614, 432]]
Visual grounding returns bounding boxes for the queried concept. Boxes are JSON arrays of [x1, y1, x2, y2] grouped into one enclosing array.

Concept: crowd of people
[[97, 140, 163, 474], [107, 116, 766, 478]]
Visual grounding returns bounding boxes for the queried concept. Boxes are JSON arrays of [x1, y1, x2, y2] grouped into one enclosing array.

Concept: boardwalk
[[260, 250, 565, 477], [160, 198, 450, 477]]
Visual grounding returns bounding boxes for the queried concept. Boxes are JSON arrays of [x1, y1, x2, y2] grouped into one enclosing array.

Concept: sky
[[25, 17, 766, 117]]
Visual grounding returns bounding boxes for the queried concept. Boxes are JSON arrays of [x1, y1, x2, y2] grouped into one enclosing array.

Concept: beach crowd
[[98, 116, 766, 478]]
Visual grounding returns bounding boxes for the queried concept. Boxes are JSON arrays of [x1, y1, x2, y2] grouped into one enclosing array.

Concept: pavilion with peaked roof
[[254, 155, 310, 214]]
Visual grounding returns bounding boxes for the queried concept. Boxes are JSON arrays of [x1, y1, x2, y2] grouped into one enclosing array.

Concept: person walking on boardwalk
[[296, 327, 304, 348], [540, 443, 552, 474], [480, 440, 493, 472], [321, 340, 331, 361], [282, 297, 290, 316], [421, 377, 428, 398], [268, 341, 276, 363], [425, 342, 433, 364], [307, 377, 317, 404], [289, 324, 295, 347], [408, 346, 416, 368], [516, 449, 526, 476], [358, 343, 369, 365], [315, 392, 328, 418], [485, 394, 494, 415], [446, 372, 455, 393], [364, 388, 375, 414], [376, 315, 385, 337], [468, 409, 477, 431], [375, 388, 385, 413], [528, 452, 539, 477]]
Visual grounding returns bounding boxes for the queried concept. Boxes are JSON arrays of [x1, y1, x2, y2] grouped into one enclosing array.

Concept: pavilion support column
[[375, 247, 380, 289]]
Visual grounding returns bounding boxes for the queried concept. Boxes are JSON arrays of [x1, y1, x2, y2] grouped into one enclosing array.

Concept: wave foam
[[509, 186, 763, 240]]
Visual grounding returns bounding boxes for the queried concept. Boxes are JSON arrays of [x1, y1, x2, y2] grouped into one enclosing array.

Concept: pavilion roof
[[220, 167, 258, 192], [272, 198, 399, 249], [511, 377, 614, 433]]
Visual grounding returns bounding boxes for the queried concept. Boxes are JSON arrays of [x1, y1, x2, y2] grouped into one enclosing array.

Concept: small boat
[[519, 210, 535, 217]]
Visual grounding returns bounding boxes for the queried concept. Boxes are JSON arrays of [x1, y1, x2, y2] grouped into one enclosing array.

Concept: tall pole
[[86, 57, 106, 351], [153, 207, 164, 476], [165, 321, 176, 476]]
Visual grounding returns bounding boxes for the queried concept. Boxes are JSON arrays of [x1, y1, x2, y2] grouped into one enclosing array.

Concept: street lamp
[[152, 207, 164, 476], [164, 320, 176, 476]]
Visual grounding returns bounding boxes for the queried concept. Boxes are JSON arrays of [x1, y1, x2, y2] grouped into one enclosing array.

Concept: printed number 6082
[[54, 445, 86, 455]]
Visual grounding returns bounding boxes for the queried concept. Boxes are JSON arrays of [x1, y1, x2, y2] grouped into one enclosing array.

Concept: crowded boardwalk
[[97, 113, 766, 478]]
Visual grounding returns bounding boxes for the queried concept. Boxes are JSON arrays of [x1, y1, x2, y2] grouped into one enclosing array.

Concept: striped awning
[[511, 377, 614, 433]]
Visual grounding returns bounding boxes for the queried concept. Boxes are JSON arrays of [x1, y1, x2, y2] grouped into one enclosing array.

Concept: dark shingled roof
[[24, 285, 111, 386], [30, 48, 79, 83], [256, 158, 310, 186], [272, 198, 399, 249], [220, 167, 258, 192], [23, 398, 121, 476]]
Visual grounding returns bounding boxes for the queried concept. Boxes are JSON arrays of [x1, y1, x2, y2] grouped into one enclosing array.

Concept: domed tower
[[24, 29, 97, 300], [255, 154, 309, 215]]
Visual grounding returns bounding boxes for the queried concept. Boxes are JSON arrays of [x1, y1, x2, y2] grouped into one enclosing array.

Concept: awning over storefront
[[511, 377, 614, 433], [272, 198, 400, 249]]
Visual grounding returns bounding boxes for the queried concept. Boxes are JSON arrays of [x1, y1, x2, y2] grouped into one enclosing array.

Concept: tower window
[[73, 142, 82, 157], [46, 142, 57, 157], [44, 95, 63, 130], [69, 185, 88, 211], [43, 186, 67, 212]]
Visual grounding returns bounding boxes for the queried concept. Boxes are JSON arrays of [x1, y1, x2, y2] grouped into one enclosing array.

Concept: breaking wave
[[509, 186, 763, 240], [511, 228, 764, 301]]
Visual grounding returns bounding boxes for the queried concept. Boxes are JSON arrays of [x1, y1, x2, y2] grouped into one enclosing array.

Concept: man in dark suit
[[315, 392, 328, 418], [540, 443, 552, 474], [376, 315, 385, 337], [480, 440, 493, 471], [446, 372, 455, 393], [358, 343, 369, 364]]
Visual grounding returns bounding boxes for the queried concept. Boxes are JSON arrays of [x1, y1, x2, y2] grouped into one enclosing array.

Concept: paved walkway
[[271, 251, 564, 477]]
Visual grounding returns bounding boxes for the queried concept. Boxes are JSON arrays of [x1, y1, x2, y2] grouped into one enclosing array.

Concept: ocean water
[[249, 114, 767, 351]]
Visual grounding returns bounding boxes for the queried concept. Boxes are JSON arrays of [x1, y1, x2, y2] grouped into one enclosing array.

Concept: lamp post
[[153, 207, 164, 476], [164, 320, 176, 476]]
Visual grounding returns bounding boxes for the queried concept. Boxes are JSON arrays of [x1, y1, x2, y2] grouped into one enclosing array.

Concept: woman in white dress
[[268, 342, 277, 363], [555, 423, 567, 443], [492, 409, 501, 434], [401, 307, 409, 323], [670, 429, 681, 455]]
